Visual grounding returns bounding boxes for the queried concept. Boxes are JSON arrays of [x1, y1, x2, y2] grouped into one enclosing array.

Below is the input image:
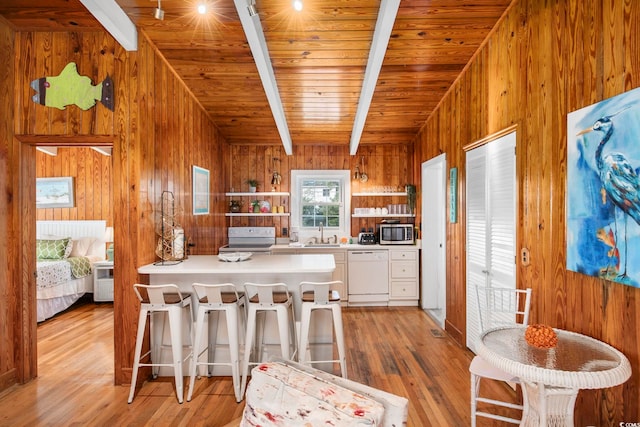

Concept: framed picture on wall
[[567, 86, 640, 288], [192, 165, 210, 215], [36, 177, 75, 208]]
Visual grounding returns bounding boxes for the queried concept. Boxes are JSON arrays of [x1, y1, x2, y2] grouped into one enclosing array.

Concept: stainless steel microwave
[[378, 223, 415, 245]]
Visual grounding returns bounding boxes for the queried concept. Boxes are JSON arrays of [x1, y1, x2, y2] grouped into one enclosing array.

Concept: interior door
[[421, 154, 447, 328], [465, 131, 516, 352]]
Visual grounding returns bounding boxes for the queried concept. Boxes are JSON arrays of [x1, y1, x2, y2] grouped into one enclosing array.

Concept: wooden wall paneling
[[94, 31, 116, 135], [227, 143, 414, 238], [20, 143, 38, 383], [598, 1, 635, 422], [14, 33, 32, 134], [416, 0, 640, 422], [48, 33, 67, 135], [0, 18, 18, 389], [4, 27, 223, 390], [31, 32, 50, 135], [549, 0, 570, 342], [114, 42, 136, 387], [35, 148, 112, 223]]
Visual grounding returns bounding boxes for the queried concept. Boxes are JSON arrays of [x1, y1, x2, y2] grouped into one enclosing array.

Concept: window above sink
[[290, 170, 351, 242]]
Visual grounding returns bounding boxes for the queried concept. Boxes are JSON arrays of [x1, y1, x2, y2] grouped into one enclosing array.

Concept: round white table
[[476, 326, 632, 426]]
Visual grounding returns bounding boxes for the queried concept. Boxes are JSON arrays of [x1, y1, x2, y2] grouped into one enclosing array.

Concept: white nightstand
[[93, 261, 114, 302]]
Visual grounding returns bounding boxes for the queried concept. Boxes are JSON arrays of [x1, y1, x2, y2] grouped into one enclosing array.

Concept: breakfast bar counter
[[137, 254, 336, 375], [138, 254, 335, 316], [138, 253, 335, 277]]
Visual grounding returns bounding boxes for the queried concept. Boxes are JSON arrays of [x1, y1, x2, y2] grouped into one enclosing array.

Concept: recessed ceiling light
[[197, 3, 207, 14], [292, 0, 303, 12]]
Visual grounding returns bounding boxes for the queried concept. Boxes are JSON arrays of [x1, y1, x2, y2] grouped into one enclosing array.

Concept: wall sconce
[[154, 0, 165, 20], [271, 157, 282, 190], [359, 156, 368, 182]]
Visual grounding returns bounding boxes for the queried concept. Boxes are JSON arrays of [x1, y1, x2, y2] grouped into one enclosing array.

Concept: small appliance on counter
[[358, 228, 377, 245], [377, 223, 415, 245]]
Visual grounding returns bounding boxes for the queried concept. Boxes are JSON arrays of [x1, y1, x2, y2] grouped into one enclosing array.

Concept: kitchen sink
[[303, 243, 341, 248]]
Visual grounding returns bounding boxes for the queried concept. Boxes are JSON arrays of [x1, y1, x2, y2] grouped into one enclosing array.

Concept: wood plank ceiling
[[0, 0, 513, 151]]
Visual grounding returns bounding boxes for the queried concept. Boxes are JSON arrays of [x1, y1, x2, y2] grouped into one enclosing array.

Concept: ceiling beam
[[349, 0, 400, 155], [79, 0, 138, 51], [234, 0, 293, 155]]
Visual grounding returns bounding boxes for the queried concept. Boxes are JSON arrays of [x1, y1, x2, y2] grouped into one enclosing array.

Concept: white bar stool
[[187, 283, 246, 403], [240, 282, 297, 397], [298, 281, 347, 378], [128, 284, 192, 404]]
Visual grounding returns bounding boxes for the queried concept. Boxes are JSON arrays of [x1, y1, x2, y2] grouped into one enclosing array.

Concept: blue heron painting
[[567, 87, 640, 288]]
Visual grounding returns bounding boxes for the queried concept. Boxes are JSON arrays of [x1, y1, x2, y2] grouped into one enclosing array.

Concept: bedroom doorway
[[17, 135, 114, 381]]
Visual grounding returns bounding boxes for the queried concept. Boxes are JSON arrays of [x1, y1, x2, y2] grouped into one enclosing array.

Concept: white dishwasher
[[348, 250, 389, 306]]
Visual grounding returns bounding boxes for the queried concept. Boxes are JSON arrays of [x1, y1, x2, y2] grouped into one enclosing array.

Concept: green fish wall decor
[[30, 62, 114, 111]]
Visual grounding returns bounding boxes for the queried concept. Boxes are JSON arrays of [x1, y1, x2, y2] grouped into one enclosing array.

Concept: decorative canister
[[229, 200, 241, 213]]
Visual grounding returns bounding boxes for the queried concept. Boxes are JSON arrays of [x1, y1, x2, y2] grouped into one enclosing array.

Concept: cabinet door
[[465, 131, 516, 352], [332, 262, 346, 299]]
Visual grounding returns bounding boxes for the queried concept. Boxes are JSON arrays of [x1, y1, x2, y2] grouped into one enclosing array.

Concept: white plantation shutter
[[466, 131, 516, 353]]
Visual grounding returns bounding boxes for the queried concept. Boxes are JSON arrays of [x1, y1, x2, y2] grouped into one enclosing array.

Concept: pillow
[[64, 240, 73, 258], [36, 238, 71, 260], [70, 237, 97, 257], [86, 239, 106, 258]]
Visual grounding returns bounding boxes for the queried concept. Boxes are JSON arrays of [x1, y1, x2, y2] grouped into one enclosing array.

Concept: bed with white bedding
[[36, 220, 107, 322]]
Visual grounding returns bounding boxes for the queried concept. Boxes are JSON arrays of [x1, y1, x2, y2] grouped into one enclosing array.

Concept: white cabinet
[[270, 245, 420, 307], [93, 261, 114, 302], [388, 249, 419, 306], [270, 247, 347, 302]]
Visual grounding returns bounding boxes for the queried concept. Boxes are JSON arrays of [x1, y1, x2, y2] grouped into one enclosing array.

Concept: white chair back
[[299, 281, 342, 304], [475, 286, 532, 332], [244, 282, 290, 306], [192, 282, 241, 306]]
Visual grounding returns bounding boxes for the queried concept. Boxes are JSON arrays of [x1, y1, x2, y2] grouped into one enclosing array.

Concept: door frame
[[17, 134, 113, 382], [463, 125, 517, 352], [421, 153, 447, 328]]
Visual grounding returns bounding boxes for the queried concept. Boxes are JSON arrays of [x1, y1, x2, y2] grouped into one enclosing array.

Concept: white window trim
[[290, 170, 351, 241]]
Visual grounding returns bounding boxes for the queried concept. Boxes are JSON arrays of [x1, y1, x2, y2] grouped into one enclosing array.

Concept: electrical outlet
[[521, 248, 530, 266], [282, 227, 288, 237]]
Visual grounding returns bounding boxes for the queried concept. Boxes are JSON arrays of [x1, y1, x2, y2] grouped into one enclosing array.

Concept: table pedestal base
[[521, 382, 578, 427]]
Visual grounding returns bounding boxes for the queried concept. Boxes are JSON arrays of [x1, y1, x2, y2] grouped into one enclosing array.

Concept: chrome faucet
[[319, 222, 324, 243]]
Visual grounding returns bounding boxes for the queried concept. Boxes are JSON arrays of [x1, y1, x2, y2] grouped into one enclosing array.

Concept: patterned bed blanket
[[36, 257, 92, 290]]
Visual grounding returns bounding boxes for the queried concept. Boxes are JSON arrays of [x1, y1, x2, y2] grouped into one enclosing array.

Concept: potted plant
[[405, 184, 416, 214], [251, 199, 260, 213], [246, 179, 259, 193]]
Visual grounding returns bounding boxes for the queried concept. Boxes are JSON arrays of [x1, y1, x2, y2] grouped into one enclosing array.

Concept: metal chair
[[187, 283, 246, 403], [298, 281, 347, 378], [128, 284, 193, 404], [240, 283, 297, 397], [470, 286, 532, 426]]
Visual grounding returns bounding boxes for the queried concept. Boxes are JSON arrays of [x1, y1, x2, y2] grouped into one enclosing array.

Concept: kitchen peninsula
[[137, 253, 336, 375], [139, 253, 335, 316]]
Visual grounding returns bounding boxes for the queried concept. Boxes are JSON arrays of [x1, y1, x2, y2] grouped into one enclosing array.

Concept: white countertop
[[270, 242, 420, 250], [138, 253, 335, 275]]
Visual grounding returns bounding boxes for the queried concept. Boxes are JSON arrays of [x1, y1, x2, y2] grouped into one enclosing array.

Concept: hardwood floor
[[0, 302, 518, 426]]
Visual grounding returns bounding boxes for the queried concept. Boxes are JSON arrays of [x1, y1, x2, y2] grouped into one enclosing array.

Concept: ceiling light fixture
[[349, 0, 400, 155], [197, 2, 207, 15], [293, 0, 303, 12], [234, 0, 293, 155], [79, 0, 138, 51], [154, 0, 165, 20]]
